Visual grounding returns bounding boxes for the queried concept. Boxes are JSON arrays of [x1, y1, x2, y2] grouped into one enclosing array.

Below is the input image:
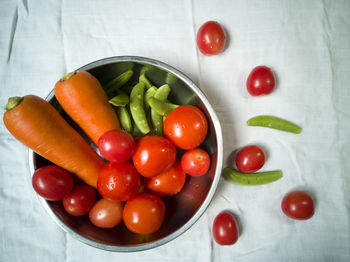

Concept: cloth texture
[[1, 0, 349, 261]]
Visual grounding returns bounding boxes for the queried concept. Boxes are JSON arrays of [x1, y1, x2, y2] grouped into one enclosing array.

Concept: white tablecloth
[[1, 0, 350, 261]]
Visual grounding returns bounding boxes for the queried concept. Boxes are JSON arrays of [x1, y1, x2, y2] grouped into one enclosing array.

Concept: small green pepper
[[130, 82, 150, 134], [148, 97, 178, 116], [223, 167, 282, 185], [247, 115, 301, 134], [104, 70, 134, 94]]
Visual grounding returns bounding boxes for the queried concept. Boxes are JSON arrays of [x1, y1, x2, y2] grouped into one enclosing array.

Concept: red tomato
[[282, 191, 315, 220], [213, 211, 239, 245], [145, 161, 186, 196], [181, 148, 210, 176], [123, 193, 165, 234], [97, 161, 141, 201], [97, 129, 135, 163], [235, 145, 265, 173], [89, 199, 123, 228], [62, 184, 96, 216], [132, 135, 176, 178], [164, 105, 208, 150], [246, 66, 276, 96], [196, 21, 226, 55], [32, 165, 74, 201]]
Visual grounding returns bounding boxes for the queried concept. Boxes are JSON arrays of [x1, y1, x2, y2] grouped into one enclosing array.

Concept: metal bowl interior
[[29, 56, 223, 252]]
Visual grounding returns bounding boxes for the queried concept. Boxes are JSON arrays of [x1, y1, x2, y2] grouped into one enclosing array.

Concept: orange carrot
[[54, 71, 120, 145], [3, 95, 105, 188]]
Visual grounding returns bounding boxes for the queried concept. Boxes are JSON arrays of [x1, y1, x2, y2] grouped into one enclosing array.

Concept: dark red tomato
[[145, 161, 186, 197], [235, 145, 265, 173], [97, 129, 135, 163], [196, 21, 226, 55], [62, 184, 96, 216], [89, 199, 123, 228], [282, 191, 315, 220], [123, 193, 165, 234], [132, 135, 176, 178], [181, 148, 210, 176], [32, 165, 74, 201], [246, 66, 276, 96], [164, 105, 208, 150], [213, 211, 239, 245], [97, 161, 141, 201]]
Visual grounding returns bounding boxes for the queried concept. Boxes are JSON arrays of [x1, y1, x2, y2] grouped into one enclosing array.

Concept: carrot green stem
[[5, 96, 23, 111], [60, 71, 76, 82]]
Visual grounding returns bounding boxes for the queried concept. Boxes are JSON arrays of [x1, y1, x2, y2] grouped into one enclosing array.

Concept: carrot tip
[[5, 96, 23, 111], [60, 71, 77, 82]]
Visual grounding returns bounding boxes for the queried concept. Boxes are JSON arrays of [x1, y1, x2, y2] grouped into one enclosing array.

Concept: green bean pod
[[130, 82, 150, 134], [104, 70, 134, 94], [139, 74, 153, 89], [223, 167, 282, 185], [108, 91, 129, 107], [144, 86, 157, 111], [247, 115, 301, 134], [116, 106, 132, 133], [148, 97, 178, 116], [150, 84, 172, 136]]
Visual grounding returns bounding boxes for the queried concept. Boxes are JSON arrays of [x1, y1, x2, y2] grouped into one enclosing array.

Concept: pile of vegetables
[[3, 68, 211, 234]]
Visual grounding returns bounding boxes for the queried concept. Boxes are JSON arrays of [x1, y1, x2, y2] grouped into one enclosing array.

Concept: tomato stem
[[5, 96, 23, 111]]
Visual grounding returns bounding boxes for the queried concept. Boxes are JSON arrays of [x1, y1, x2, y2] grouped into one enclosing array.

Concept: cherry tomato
[[97, 161, 141, 201], [164, 105, 208, 150], [132, 135, 176, 178], [181, 148, 210, 176], [212, 211, 239, 245], [281, 191, 315, 220], [97, 129, 135, 163], [123, 193, 165, 234], [62, 184, 96, 216], [89, 199, 123, 228], [246, 66, 276, 96], [32, 165, 74, 201], [145, 161, 186, 197], [196, 21, 226, 55], [235, 145, 265, 173]]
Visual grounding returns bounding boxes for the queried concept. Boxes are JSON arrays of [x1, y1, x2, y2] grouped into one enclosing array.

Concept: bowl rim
[[28, 55, 223, 252]]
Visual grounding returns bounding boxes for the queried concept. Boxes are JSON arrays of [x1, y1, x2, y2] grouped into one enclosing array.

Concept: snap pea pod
[[108, 91, 129, 107], [144, 86, 157, 111], [247, 115, 301, 134], [151, 84, 171, 136], [116, 106, 132, 133], [131, 120, 143, 139], [130, 82, 150, 134], [223, 167, 282, 185], [104, 70, 134, 93], [139, 74, 153, 89], [148, 97, 178, 116]]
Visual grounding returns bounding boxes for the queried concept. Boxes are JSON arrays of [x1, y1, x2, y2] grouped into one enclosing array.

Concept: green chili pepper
[[223, 167, 282, 185], [108, 91, 129, 107], [144, 86, 157, 111], [148, 96, 178, 116], [116, 106, 132, 133], [247, 115, 301, 134], [139, 74, 153, 89], [150, 84, 172, 136], [104, 70, 134, 94], [130, 82, 150, 134]]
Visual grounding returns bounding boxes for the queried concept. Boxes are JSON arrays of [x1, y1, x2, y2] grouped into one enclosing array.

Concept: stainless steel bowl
[[28, 56, 223, 252]]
